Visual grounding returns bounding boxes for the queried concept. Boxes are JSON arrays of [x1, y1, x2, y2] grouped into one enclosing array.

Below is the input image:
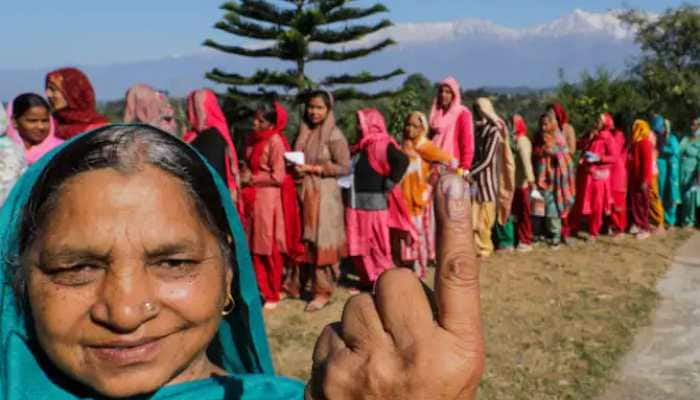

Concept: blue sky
[[1, 0, 687, 69]]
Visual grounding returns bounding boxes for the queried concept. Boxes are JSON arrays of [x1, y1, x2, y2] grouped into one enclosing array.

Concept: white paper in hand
[[284, 152, 305, 165], [530, 189, 544, 201]]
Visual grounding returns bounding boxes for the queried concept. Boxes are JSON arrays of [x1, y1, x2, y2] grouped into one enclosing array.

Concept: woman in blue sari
[[0, 124, 484, 399]]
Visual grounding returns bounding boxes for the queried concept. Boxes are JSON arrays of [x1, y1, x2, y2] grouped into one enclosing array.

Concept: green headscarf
[[0, 125, 304, 399]]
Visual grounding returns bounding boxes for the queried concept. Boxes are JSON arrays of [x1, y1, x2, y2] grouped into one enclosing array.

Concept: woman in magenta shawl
[[346, 108, 412, 289], [429, 76, 474, 172]]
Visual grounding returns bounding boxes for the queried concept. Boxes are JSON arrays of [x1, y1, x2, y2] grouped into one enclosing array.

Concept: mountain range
[[0, 9, 641, 101]]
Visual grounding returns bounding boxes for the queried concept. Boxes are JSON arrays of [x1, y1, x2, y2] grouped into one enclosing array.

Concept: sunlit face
[[403, 114, 425, 140], [13, 106, 51, 145], [306, 96, 329, 126], [691, 119, 700, 134], [595, 115, 605, 131], [438, 85, 454, 109], [540, 115, 554, 134], [45, 82, 68, 111], [25, 166, 231, 398], [252, 111, 273, 133]]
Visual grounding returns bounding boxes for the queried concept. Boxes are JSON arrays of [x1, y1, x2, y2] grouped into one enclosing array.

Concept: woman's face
[[13, 106, 51, 145], [24, 166, 231, 398], [252, 111, 273, 133], [403, 114, 424, 140], [306, 96, 329, 126], [45, 82, 68, 111], [541, 116, 553, 133], [438, 85, 454, 109]]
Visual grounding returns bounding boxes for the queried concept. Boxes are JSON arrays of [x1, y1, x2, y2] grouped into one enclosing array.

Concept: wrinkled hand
[[307, 174, 485, 399]]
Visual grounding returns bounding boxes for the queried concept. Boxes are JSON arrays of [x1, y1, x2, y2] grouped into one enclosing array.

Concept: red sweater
[[455, 110, 475, 170], [628, 138, 654, 185]]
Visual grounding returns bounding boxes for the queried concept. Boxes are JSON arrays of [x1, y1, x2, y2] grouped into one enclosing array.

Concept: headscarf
[[355, 108, 417, 241], [123, 84, 177, 135], [243, 103, 304, 260], [601, 113, 614, 132], [5, 97, 63, 165], [429, 76, 470, 157], [512, 114, 528, 138], [184, 89, 239, 194], [550, 102, 569, 128], [402, 111, 430, 150], [294, 90, 337, 165], [475, 98, 515, 224], [651, 115, 667, 135], [632, 120, 652, 143], [45, 67, 109, 139], [0, 125, 304, 399]]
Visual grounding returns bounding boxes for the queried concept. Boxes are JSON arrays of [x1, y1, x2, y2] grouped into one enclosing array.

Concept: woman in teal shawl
[[0, 124, 485, 399], [652, 115, 681, 227], [0, 124, 303, 399], [679, 117, 700, 227]]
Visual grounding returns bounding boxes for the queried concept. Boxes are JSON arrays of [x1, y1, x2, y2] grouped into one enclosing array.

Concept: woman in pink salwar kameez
[[345, 108, 411, 288], [609, 116, 629, 236], [571, 113, 616, 241], [429, 76, 474, 172]]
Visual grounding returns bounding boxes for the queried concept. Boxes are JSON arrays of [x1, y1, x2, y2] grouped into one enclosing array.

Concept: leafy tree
[[204, 0, 404, 102], [557, 69, 651, 135], [620, 5, 700, 131]]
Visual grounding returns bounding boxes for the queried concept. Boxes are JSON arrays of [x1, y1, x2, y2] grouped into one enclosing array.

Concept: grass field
[[263, 230, 691, 399]]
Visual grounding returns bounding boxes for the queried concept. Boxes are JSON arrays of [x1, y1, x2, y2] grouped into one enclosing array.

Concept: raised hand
[[307, 174, 485, 399]]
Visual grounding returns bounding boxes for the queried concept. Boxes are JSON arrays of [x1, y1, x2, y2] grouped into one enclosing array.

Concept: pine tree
[[204, 0, 404, 102]]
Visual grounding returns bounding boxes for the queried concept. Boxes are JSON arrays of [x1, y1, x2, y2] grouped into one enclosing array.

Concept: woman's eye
[[158, 259, 195, 269], [46, 264, 101, 286]]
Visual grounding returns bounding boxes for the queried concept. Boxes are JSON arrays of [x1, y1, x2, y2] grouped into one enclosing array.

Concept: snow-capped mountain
[[0, 10, 640, 101]]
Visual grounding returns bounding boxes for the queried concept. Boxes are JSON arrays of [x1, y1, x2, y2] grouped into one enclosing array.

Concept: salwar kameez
[[398, 120, 453, 277], [679, 136, 700, 227], [629, 120, 654, 233], [609, 129, 628, 234], [512, 117, 535, 246], [653, 116, 681, 227]]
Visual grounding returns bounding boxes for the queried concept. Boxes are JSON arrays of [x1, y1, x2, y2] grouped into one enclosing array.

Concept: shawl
[[475, 98, 515, 224], [429, 76, 469, 157], [512, 114, 528, 138], [550, 102, 569, 127], [123, 84, 177, 135], [5, 98, 63, 165], [534, 114, 576, 218], [45, 68, 109, 139], [244, 102, 304, 260], [184, 89, 239, 195], [355, 108, 417, 241], [633, 120, 652, 143], [294, 94, 346, 247], [0, 125, 304, 399]]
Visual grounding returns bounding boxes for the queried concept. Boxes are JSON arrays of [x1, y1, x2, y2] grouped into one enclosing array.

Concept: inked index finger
[[433, 174, 483, 341]]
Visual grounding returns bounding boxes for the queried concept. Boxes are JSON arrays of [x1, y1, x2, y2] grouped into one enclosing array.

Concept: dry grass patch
[[264, 230, 691, 399]]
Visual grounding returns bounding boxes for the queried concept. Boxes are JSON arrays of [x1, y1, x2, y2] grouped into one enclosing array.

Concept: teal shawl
[[0, 125, 304, 399]]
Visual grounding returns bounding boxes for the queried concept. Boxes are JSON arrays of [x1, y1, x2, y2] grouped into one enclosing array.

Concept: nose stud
[[143, 301, 158, 314]]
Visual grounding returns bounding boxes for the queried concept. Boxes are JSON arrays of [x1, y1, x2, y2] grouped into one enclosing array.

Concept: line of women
[[3, 70, 700, 313]]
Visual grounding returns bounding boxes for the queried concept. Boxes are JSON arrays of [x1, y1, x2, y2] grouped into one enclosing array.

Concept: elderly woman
[[397, 111, 455, 278], [44, 67, 109, 139], [678, 117, 700, 228], [0, 124, 484, 399]]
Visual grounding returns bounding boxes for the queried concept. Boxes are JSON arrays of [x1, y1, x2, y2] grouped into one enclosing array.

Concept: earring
[[222, 291, 235, 316]]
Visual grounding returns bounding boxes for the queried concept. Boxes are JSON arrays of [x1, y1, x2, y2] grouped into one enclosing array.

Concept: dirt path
[[599, 231, 700, 400]]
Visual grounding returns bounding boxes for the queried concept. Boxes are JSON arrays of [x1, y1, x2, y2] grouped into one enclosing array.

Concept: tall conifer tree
[[204, 0, 403, 101]]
